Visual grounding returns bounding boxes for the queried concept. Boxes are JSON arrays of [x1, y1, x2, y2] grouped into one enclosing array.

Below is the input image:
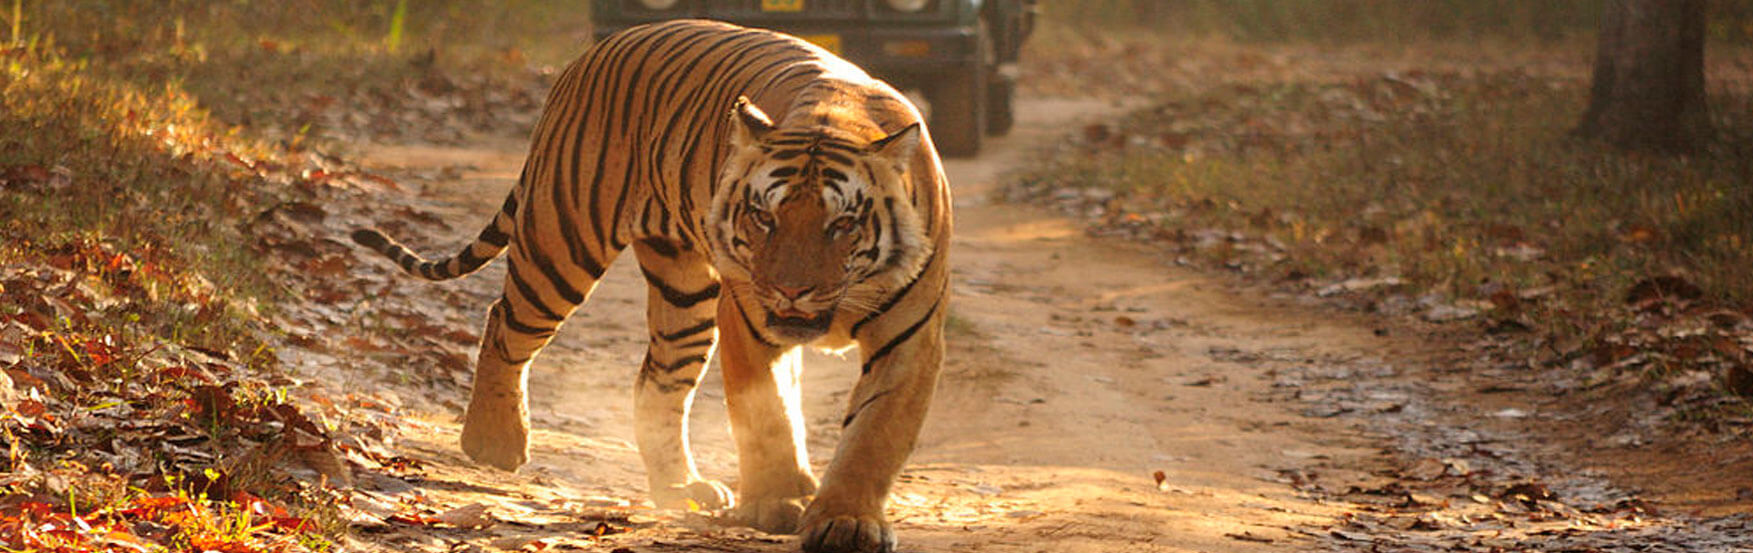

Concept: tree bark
[[1574, 0, 1708, 152]]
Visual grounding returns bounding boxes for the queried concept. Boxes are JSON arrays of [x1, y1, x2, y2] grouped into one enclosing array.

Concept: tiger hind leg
[[460, 243, 614, 471], [631, 239, 733, 510]]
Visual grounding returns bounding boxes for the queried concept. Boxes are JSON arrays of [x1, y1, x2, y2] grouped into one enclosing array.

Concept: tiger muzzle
[[765, 309, 835, 343]]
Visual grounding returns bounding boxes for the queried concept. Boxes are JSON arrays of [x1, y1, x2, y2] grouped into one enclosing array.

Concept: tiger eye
[[750, 209, 776, 231]]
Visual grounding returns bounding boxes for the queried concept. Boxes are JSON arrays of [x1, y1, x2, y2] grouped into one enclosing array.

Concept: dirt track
[[343, 98, 1752, 552]]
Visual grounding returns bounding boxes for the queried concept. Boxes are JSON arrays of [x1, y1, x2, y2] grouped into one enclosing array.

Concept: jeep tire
[[929, 21, 992, 158], [986, 72, 1016, 136], [930, 64, 986, 158]]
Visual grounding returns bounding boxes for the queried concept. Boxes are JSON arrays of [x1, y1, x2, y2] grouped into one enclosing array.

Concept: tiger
[[349, 19, 951, 553]]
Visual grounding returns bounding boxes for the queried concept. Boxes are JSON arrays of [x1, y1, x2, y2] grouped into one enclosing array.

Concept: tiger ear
[[868, 122, 921, 167], [730, 96, 775, 149]]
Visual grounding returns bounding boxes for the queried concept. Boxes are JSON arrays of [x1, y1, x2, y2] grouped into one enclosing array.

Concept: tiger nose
[[775, 284, 814, 300]]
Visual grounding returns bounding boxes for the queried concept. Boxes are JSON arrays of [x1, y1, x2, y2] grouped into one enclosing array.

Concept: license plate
[[761, 0, 803, 12], [799, 33, 841, 55]]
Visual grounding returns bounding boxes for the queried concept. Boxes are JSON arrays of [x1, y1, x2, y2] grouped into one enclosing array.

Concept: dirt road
[[343, 98, 1744, 552]]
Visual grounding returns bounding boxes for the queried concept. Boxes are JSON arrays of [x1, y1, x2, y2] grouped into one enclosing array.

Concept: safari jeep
[[590, 0, 1037, 157]]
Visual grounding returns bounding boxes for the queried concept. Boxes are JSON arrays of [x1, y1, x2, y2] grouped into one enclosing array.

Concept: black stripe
[[851, 251, 932, 335], [815, 151, 852, 166], [637, 200, 656, 237], [455, 250, 485, 272], [647, 354, 707, 373], [508, 266, 566, 322], [659, 318, 717, 342], [854, 246, 881, 263], [860, 293, 942, 375], [501, 305, 556, 338], [478, 220, 510, 247], [487, 303, 540, 365], [815, 140, 861, 153], [841, 389, 892, 428], [492, 343, 527, 365], [735, 300, 779, 349], [351, 229, 390, 250], [500, 188, 520, 215], [856, 204, 879, 256], [640, 237, 680, 259], [520, 240, 587, 306], [676, 337, 716, 350], [640, 267, 721, 309], [881, 198, 905, 271], [638, 364, 700, 393], [574, 246, 607, 280], [654, 197, 672, 238]]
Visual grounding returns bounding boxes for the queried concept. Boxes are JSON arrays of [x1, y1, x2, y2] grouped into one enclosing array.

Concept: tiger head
[[708, 96, 932, 344]]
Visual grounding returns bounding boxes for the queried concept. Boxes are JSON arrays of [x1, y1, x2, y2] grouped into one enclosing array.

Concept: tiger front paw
[[459, 397, 529, 471], [732, 495, 809, 535], [798, 513, 894, 553], [652, 479, 735, 511]]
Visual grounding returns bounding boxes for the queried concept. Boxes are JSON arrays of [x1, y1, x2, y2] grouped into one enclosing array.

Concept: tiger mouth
[[764, 309, 834, 342]]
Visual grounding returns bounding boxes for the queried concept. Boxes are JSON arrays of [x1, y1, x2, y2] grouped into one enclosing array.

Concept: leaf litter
[[1263, 359, 1753, 552]]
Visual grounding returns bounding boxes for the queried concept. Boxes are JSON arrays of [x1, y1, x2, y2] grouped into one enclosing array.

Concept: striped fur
[[351, 20, 951, 553]]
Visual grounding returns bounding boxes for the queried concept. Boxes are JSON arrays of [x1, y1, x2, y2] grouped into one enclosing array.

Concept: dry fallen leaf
[[1626, 274, 1703, 305]]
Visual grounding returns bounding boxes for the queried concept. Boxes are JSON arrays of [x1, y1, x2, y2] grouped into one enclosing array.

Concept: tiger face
[[709, 97, 930, 344]]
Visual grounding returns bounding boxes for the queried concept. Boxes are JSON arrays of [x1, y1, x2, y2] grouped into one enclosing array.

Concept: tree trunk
[[1574, 0, 1708, 152]]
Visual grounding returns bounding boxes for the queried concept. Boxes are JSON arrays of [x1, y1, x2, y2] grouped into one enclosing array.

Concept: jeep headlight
[[882, 0, 930, 13], [637, 0, 681, 9]]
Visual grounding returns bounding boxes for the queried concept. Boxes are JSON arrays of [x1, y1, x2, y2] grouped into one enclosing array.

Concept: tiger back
[[351, 19, 951, 553]]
